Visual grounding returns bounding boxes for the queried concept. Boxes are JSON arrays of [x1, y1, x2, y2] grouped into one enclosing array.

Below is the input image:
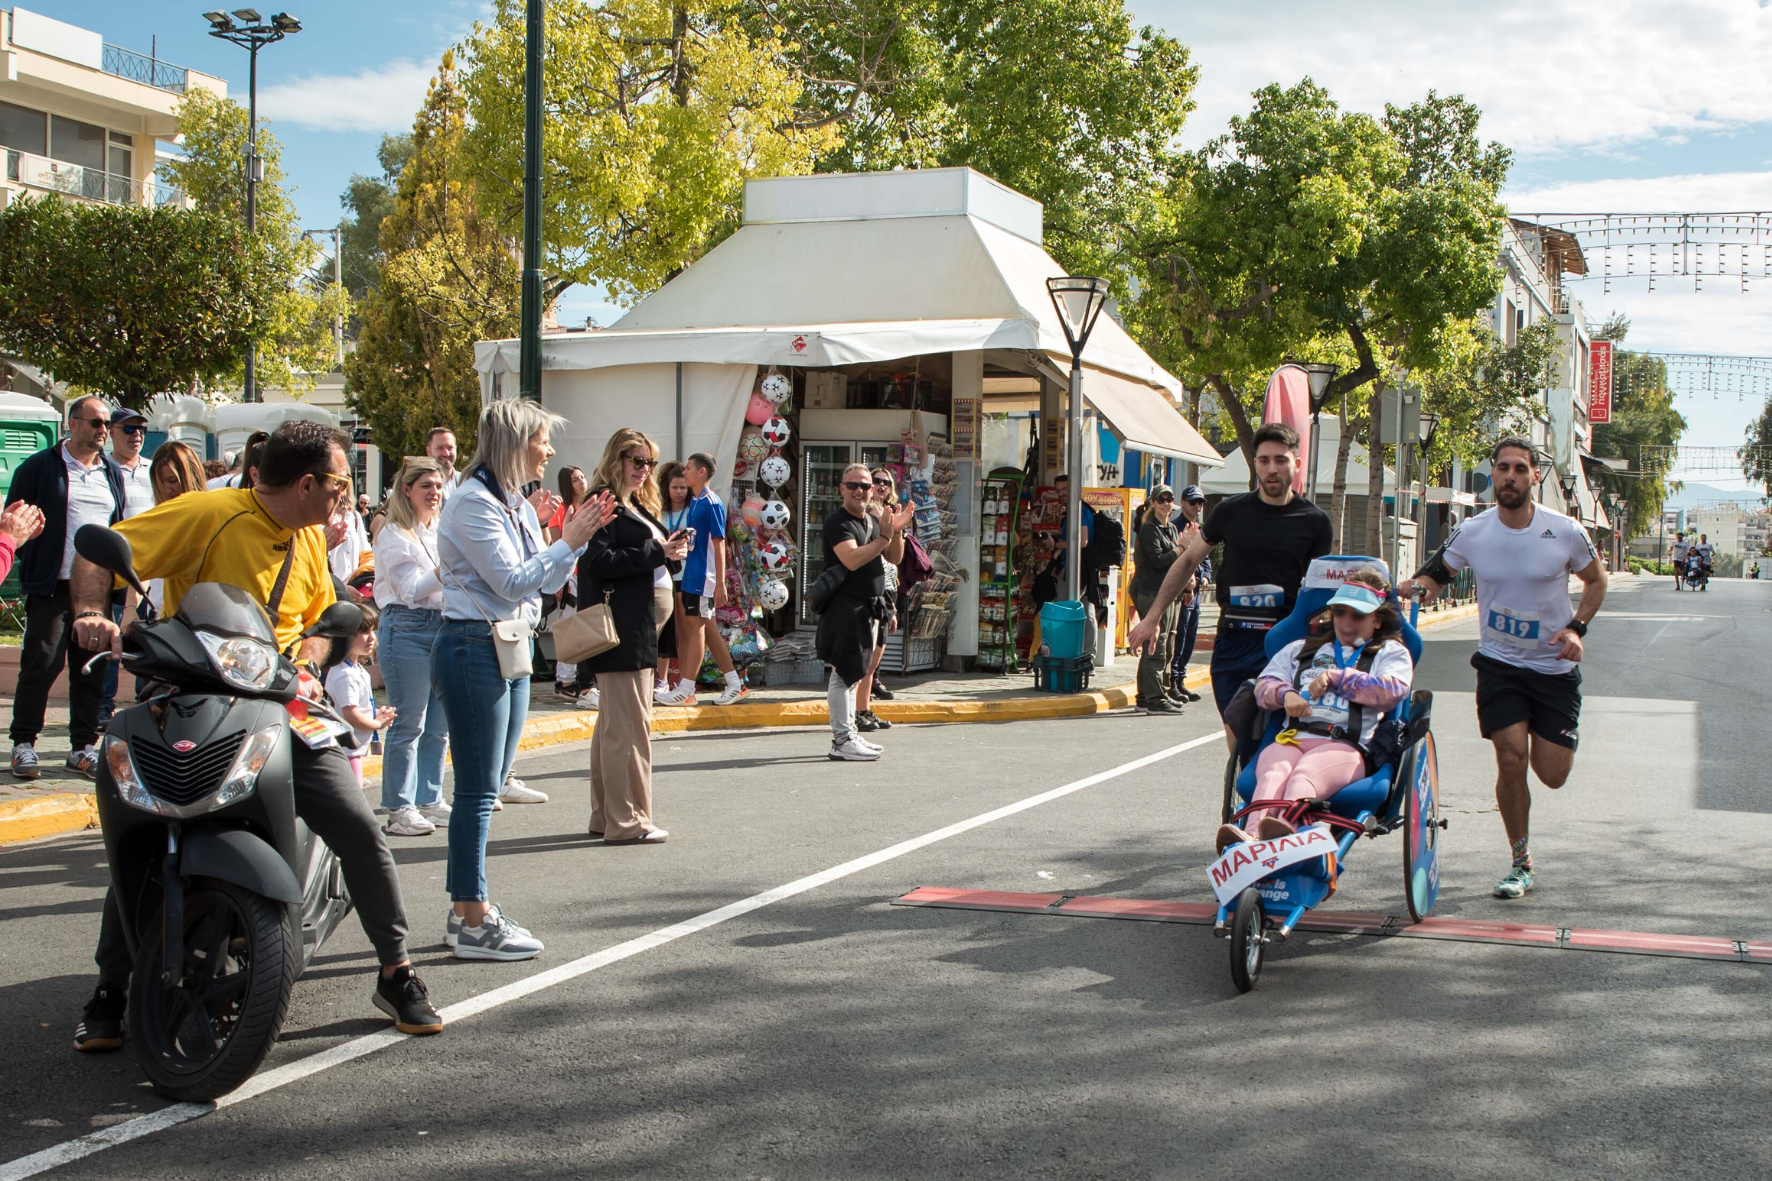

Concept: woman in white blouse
[[373, 457, 452, 837]]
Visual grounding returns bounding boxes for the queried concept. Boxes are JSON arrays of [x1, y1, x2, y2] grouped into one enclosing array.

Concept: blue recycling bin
[[1039, 600, 1089, 661]]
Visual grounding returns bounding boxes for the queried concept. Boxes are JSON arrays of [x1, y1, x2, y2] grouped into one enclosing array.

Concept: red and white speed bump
[[892, 888, 1770, 964]]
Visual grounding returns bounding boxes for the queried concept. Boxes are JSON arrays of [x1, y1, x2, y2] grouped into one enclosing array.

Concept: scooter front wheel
[[131, 878, 298, 1102]]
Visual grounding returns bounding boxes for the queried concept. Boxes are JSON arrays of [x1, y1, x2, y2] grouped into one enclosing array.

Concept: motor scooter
[[76, 524, 362, 1101]]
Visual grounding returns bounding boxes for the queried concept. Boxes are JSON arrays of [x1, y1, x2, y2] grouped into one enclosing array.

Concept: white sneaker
[[653, 681, 673, 702], [829, 737, 882, 761], [452, 910, 544, 961], [419, 801, 452, 825], [855, 735, 883, 753], [445, 902, 530, 949], [576, 688, 599, 711], [656, 682, 697, 706], [383, 806, 436, 837], [712, 683, 750, 706], [499, 777, 549, 804]]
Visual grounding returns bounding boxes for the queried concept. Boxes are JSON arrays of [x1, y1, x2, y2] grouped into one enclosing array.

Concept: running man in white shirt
[[1399, 437, 1607, 900], [1668, 531, 1690, 589]]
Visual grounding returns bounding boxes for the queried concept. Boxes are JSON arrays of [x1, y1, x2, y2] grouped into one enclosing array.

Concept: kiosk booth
[[474, 168, 1221, 674]]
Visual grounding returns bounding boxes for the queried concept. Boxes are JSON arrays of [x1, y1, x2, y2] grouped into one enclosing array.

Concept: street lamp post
[[1296, 361, 1339, 503], [1046, 276, 1111, 604], [518, 0, 544, 402], [1559, 471, 1579, 520], [203, 9, 301, 404], [301, 227, 344, 368]]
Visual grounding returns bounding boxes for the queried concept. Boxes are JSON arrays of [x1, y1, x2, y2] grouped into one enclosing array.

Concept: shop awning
[[1074, 367, 1220, 465]]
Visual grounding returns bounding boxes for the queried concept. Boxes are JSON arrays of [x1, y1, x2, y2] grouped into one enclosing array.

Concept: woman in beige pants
[[577, 428, 690, 843]]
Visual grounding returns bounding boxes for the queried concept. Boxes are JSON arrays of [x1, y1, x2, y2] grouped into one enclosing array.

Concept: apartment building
[[1685, 502, 1768, 558], [0, 8, 225, 212]]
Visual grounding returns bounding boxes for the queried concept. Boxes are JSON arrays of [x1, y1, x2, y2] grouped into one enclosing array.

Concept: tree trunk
[[1210, 373, 1259, 489], [1365, 377, 1386, 558], [1330, 394, 1354, 550]]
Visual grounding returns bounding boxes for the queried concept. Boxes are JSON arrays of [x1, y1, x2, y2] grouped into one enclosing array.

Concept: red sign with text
[[1588, 340, 1613, 424]]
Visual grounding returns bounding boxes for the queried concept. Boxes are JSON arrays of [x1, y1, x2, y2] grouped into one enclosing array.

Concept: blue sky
[[60, 0, 1772, 480]]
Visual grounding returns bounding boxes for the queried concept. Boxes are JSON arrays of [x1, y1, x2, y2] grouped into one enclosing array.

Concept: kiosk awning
[[1078, 367, 1222, 466]]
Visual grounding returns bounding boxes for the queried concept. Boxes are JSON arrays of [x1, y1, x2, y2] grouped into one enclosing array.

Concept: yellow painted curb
[[1413, 601, 1481, 630], [0, 792, 98, 846]]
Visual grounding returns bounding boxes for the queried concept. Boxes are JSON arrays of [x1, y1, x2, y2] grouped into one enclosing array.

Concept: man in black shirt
[[817, 462, 913, 761], [1128, 423, 1332, 742]]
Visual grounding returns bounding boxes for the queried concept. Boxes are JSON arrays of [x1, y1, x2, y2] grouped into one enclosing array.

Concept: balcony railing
[[101, 43, 188, 95], [4, 150, 185, 208]]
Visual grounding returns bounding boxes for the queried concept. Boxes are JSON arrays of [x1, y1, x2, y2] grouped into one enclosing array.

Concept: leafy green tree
[[1589, 314, 1685, 538], [457, 0, 834, 307], [1743, 399, 1772, 497], [0, 197, 256, 407], [345, 53, 520, 459], [338, 134, 416, 303], [160, 87, 350, 394]]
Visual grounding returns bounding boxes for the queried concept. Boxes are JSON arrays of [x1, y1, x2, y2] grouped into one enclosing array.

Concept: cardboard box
[[805, 371, 848, 409]]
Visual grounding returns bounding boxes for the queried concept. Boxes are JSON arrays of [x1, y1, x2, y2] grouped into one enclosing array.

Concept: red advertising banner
[[1588, 340, 1613, 424]]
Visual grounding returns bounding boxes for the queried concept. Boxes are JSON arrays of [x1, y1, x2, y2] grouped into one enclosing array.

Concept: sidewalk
[[0, 592, 1487, 844]]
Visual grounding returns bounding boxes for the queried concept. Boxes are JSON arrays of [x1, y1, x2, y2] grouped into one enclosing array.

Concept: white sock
[[724, 670, 741, 689]]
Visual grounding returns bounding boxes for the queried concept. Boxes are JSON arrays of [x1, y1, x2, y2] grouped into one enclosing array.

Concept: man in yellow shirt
[[67, 421, 443, 1050]]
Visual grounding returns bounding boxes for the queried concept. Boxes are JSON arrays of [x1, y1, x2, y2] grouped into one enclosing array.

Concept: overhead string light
[[1508, 211, 1772, 294]]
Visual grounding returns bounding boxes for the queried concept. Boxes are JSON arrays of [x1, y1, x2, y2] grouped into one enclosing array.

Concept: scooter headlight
[[214, 725, 282, 808], [196, 631, 278, 691], [104, 736, 170, 815]]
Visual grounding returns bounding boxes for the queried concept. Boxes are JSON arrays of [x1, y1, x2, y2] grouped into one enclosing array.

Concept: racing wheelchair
[[1210, 556, 1444, 991]]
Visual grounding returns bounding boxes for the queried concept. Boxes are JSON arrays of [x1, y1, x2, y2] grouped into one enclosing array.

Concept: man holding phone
[[659, 453, 747, 706]]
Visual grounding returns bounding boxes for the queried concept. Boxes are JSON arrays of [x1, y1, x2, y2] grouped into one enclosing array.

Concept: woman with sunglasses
[[1130, 485, 1183, 715], [578, 430, 690, 844], [1215, 569, 1413, 853]]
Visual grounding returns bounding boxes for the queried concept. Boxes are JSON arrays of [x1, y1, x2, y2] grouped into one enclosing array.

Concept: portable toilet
[[0, 391, 60, 596]]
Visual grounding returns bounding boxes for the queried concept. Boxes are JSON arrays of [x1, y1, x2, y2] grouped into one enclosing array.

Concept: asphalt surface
[[2, 573, 1770, 1179]]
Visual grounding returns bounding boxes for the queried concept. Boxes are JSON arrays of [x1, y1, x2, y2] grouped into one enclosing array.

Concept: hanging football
[[760, 416, 792, 447], [745, 394, 774, 425], [759, 455, 791, 489], [760, 371, 792, 405], [738, 427, 767, 463], [755, 578, 790, 611], [759, 539, 793, 572], [739, 494, 766, 529], [759, 499, 791, 531]]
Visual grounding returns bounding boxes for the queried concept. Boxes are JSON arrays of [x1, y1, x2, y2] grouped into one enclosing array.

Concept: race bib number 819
[[1486, 606, 1540, 648]]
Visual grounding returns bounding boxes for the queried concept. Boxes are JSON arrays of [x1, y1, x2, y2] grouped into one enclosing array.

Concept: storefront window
[[48, 115, 106, 170]]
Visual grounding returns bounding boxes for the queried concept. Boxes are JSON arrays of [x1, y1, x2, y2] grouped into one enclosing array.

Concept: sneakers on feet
[[604, 828, 669, 845], [554, 682, 579, 703], [1135, 698, 1182, 715], [1215, 824, 1254, 854], [655, 683, 697, 706], [1256, 816, 1296, 841], [575, 688, 599, 711], [855, 711, 879, 733], [373, 966, 444, 1034], [66, 746, 98, 779], [383, 805, 436, 837], [452, 910, 545, 961], [870, 681, 896, 701], [498, 777, 549, 805], [1494, 865, 1534, 899], [830, 737, 881, 761], [72, 984, 126, 1052], [11, 742, 39, 780], [712, 683, 749, 706], [858, 710, 891, 730], [419, 801, 453, 825], [445, 903, 531, 949]]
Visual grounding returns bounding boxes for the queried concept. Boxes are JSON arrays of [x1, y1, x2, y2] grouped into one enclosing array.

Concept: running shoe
[[72, 984, 126, 1052], [66, 746, 99, 779], [420, 801, 453, 825], [655, 683, 697, 707], [452, 911, 544, 961], [383, 805, 436, 837], [1493, 865, 1534, 899], [445, 903, 531, 950], [712, 683, 749, 706], [829, 737, 881, 762], [577, 688, 600, 711], [554, 682, 579, 703], [373, 966, 444, 1035], [11, 743, 39, 780], [498, 776, 549, 805]]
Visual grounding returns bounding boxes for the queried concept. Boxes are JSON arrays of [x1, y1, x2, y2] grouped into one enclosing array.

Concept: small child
[[324, 602, 396, 785]]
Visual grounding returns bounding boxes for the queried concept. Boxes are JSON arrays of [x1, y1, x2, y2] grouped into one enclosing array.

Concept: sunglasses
[[625, 455, 658, 470], [313, 471, 353, 494], [74, 416, 111, 429], [842, 481, 871, 492], [1155, 495, 1174, 503], [114, 423, 146, 436], [872, 478, 892, 487]]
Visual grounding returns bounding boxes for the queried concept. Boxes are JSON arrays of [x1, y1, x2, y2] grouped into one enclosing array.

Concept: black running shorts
[[1471, 652, 1582, 750]]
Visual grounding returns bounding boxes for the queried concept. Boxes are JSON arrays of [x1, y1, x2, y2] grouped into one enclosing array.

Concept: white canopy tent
[[473, 168, 1221, 476]]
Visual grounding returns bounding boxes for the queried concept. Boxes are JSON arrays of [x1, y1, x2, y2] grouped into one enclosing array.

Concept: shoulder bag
[[552, 587, 621, 664]]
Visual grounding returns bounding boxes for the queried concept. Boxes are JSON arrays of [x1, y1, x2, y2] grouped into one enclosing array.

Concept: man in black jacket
[[4, 396, 127, 779]]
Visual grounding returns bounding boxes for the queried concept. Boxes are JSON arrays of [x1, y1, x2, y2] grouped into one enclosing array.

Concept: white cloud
[[1506, 171, 1772, 212], [1137, 0, 1772, 155], [258, 59, 437, 134]]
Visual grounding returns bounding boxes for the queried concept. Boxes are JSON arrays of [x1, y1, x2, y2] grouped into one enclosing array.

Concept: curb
[[0, 792, 98, 845]]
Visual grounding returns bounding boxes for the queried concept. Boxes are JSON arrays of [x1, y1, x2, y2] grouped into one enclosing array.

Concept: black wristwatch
[[1566, 618, 1588, 638]]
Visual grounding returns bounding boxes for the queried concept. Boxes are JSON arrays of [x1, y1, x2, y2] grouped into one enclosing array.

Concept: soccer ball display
[[759, 540, 792, 571], [760, 371, 792, 404], [759, 499, 791, 531], [760, 416, 792, 447], [759, 455, 791, 489], [755, 578, 790, 611], [738, 427, 767, 463]]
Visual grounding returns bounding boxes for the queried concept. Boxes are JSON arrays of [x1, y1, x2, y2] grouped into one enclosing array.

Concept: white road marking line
[[0, 732, 1221, 1181]]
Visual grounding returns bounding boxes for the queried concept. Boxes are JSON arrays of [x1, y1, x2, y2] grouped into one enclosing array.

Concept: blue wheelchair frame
[[1210, 556, 1444, 990]]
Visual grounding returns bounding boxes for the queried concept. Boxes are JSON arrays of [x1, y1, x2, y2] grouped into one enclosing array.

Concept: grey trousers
[[1134, 587, 1179, 704]]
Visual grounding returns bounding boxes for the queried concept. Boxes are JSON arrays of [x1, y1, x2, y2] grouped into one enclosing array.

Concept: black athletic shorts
[[1472, 652, 1582, 750], [679, 591, 703, 617]]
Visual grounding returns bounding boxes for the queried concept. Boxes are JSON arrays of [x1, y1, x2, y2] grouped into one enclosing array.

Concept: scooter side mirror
[[302, 600, 363, 641], [74, 525, 148, 597]]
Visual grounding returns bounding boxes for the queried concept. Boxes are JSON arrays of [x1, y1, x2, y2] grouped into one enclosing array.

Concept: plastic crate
[[1031, 654, 1093, 694]]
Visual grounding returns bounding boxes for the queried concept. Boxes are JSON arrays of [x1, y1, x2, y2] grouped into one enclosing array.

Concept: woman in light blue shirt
[[434, 400, 611, 961]]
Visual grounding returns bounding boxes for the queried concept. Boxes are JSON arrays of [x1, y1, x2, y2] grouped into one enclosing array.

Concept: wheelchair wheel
[[1400, 731, 1443, 922], [1221, 752, 1239, 824], [1229, 888, 1265, 993]]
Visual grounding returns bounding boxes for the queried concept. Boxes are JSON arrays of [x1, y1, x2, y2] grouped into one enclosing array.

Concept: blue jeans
[[1170, 596, 1201, 682], [435, 620, 529, 903], [377, 605, 449, 811]]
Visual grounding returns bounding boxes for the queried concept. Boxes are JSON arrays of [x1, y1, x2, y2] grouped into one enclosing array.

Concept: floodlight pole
[[518, 0, 544, 402]]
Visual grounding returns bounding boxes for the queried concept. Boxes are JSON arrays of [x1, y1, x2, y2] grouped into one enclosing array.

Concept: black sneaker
[[373, 966, 444, 1035], [860, 710, 892, 730], [871, 681, 896, 701], [856, 711, 880, 733], [1136, 698, 1181, 715], [72, 984, 127, 1052]]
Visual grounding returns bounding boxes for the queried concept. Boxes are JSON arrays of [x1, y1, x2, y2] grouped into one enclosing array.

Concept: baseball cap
[[1150, 484, 1175, 501], [1181, 484, 1206, 503], [113, 407, 147, 425], [1325, 584, 1383, 615]]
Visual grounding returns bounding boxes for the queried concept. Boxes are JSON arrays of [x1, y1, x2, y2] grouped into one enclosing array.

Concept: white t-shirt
[[1259, 636, 1413, 748], [328, 509, 369, 584], [324, 660, 377, 757], [1439, 504, 1598, 675], [206, 473, 243, 491], [1694, 542, 1716, 562], [1670, 537, 1691, 561]]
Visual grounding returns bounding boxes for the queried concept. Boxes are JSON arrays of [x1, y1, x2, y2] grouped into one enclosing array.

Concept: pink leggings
[[1251, 735, 1368, 806]]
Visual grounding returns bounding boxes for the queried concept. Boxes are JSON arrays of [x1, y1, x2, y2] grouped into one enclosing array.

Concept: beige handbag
[[552, 588, 621, 664]]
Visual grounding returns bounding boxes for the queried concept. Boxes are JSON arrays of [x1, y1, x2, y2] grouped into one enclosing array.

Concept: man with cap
[[96, 407, 155, 729], [1130, 484, 1182, 713], [4, 396, 128, 779], [1168, 484, 1210, 703]]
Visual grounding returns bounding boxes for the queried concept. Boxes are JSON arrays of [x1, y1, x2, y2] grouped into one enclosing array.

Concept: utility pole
[[302, 227, 345, 368], [518, 0, 544, 402]]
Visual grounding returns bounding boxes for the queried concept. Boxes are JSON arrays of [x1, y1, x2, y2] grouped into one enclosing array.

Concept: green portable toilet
[[0, 391, 61, 599]]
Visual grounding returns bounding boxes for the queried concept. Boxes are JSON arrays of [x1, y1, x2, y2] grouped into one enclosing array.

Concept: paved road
[[3, 574, 1770, 1178]]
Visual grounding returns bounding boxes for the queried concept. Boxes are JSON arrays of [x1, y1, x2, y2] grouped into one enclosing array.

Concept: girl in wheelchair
[[1216, 569, 1414, 853]]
